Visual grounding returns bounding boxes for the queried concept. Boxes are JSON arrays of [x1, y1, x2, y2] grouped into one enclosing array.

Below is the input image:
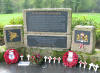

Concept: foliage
[[0, 13, 22, 25], [0, 0, 14, 13], [72, 16, 100, 40], [23, 0, 30, 9], [17, 47, 26, 58], [9, 16, 23, 25], [0, 0, 100, 13], [72, 16, 95, 29], [0, 29, 3, 37], [0, 24, 4, 37], [76, 49, 100, 66], [52, 50, 68, 58], [0, 45, 6, 61]]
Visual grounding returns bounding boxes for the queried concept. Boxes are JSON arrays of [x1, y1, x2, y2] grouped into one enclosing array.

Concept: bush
[[0, 24, 4, 37], [72, 16, 100, 40], [72, 16, 96, 29], [0, 45, 6, 61], [9, 16, 23, 25]]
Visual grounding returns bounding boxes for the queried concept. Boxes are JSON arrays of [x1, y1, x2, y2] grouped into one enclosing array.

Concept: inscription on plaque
[[6, 29, 21, 42], [27, 35, 67, 48], [26, 11, 68, 32], [74, 30, 90, 45]]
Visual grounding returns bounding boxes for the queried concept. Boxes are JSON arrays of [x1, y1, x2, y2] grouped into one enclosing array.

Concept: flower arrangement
[[31, 53, 43, 65]]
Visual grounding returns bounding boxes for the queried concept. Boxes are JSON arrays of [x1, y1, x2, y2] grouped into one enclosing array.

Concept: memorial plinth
[[71, 25, 96, 54], [4, 25, 23, 48]]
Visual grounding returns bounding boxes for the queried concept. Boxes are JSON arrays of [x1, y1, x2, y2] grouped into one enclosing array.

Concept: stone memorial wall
[[23, 8, 72, 50]]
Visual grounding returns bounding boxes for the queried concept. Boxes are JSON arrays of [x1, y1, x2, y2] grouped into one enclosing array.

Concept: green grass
[[0, 13, 22, 26], [0, 13, 100, 26], [72, 13, 100, 23]]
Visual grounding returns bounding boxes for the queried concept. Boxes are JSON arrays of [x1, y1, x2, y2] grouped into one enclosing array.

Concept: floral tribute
[[63, 51, 78, 67], [4, 49, 19, 64], [30, 53, 43, 65]]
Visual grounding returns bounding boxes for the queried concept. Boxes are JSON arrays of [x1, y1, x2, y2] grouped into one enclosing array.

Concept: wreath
[[63, 51, 78, 67], [4, 49, 19, 64]]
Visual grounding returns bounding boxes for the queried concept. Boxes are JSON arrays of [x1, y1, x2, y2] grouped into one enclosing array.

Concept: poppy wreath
[[4, 49, 19, 64], [63, 51, 78, 67]]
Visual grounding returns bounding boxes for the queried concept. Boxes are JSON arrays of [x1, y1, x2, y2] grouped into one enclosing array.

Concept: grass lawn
[[0, 13, 22, 26], [0, 13, 100, 26], [73, 13, 100, 23]]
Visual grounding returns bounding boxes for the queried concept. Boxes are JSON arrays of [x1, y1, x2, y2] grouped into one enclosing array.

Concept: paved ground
[[0, 62, 99, 73]]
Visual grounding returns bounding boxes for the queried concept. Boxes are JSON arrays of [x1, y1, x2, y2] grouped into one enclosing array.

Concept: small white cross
[[83, 61, 87, 69], [48, 56, 52, 63], [53, 57, 56, 63], [93, 64, 99, 72], [79, 60, 83, 67], [20, 54, 24, 61], [89, 63, 94, 70], [44, 56, 47, 63], [27, 54, 30, 61], [57, 57, 61, 64]]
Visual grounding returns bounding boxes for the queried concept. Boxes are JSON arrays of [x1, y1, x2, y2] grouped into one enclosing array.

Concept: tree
[[94, 0, 100, 12], [74, 0, 81, 12], [3, 0, 13, 13], [0, 0, 2, 13], [78, 0, 92, 12], [62, 0, 81, 12], [23, 0, 29, 9], [53, 0, 63, 8], [63, 0, 71, 8], [33, 0, 43, 8]]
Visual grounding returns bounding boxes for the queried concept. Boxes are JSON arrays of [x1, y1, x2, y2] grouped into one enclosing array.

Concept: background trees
[[0, 0, 100, 13]]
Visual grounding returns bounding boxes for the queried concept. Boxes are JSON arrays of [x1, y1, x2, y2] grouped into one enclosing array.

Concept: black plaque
[[74, 30, 90, 45], [6, 29, 21, 42], [27, 35, 67, 48], [26, 11, 68, 32]]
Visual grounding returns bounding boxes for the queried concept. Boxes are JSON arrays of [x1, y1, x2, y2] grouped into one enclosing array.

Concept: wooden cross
[[93, 64, 99, 72], [20, 54, 24, 61], [83, 61, 87, 69], [79, 60, 83, 67], [44, 56, 47, 63], [57, 57, 61, 64], [53, 57, 56, 63], [89, 63, 94, 70], [27, 54, 30, 61], [48, 56, 52, 63]]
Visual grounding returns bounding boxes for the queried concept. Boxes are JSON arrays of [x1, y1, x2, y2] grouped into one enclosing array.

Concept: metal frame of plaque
[[23, 8, 72, 34], [4, 25, 23, 48]]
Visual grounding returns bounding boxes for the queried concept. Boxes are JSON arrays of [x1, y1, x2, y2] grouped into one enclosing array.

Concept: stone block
[[71, 25, 96, 54], [4, 25, 23, 48]]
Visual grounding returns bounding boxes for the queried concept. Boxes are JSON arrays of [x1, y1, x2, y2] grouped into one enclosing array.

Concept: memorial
[[4, 25, 23, 48], [23, 8, 72, 34], [71, 25, 96, 53], [23, 8, 72, 50]]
